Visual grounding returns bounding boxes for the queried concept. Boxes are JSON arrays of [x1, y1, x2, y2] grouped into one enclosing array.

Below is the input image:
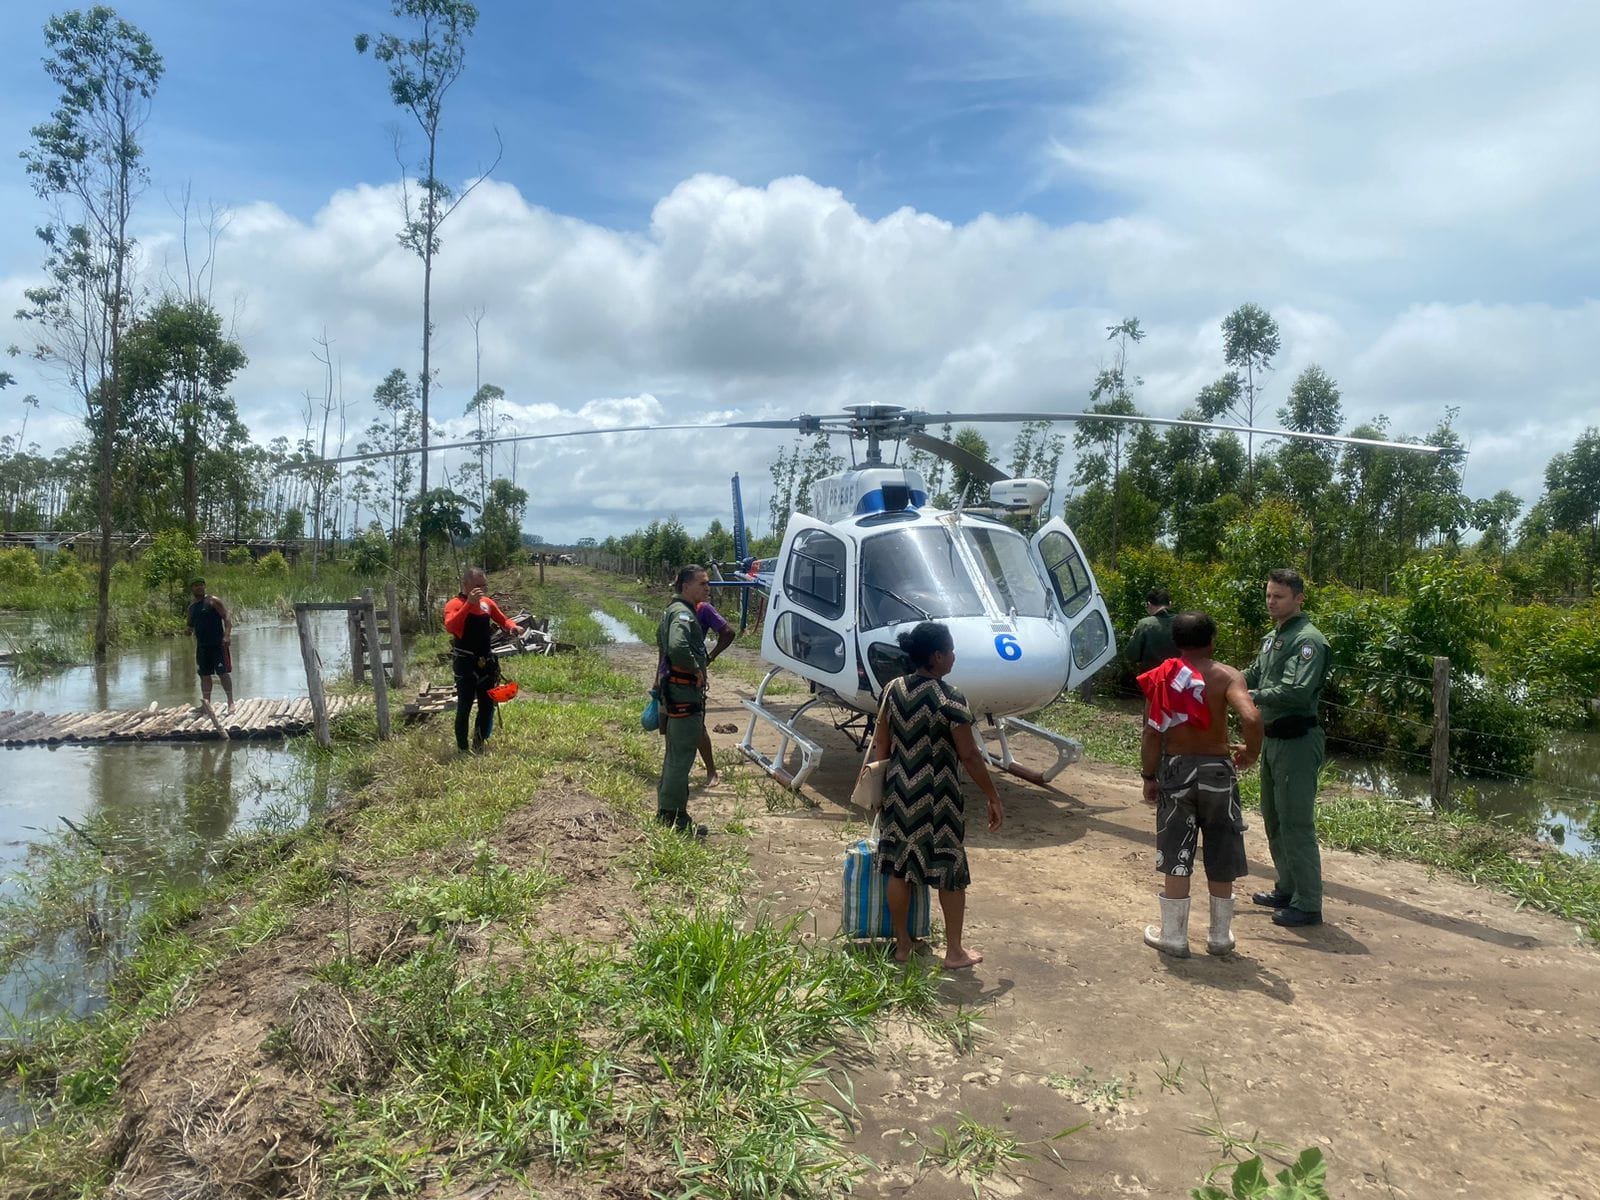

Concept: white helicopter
[[307, 403, 1444, 791]]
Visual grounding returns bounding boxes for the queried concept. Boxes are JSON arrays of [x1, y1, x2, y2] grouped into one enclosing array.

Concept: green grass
[[386, 848, 565, 933], [317, 912, 949, 1196], [0, 564, 988, 1197]]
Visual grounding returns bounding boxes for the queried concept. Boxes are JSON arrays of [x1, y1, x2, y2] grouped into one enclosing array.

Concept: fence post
[[384, 580, 406, 686], [347, 599, 366, 684], [362, 594, 392, 740], [1430, 656, 1451, 811], [294, 603, 332, 749]]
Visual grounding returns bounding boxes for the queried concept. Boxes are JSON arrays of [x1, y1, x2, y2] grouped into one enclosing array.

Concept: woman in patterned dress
[[866, 622, 1005, 967]]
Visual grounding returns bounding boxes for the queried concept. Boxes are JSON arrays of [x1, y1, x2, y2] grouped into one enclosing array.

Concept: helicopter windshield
[[959, 524, 1050, 618], [860, 527, 985, 629]]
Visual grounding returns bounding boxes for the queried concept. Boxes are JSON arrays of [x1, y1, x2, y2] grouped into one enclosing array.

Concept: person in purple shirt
[[695, 600, 736, 782]]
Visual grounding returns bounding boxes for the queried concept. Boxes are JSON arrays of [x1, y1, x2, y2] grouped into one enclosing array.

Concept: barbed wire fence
[[1320, 655, 1599, 823]]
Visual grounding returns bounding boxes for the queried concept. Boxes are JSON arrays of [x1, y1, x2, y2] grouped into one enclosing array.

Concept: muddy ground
[[96, 630, 1599, 1200], [657, 642, 1600, 1200]]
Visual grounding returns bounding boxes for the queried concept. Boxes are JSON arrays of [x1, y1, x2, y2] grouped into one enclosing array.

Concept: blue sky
[[3, 1, 1598, 540]]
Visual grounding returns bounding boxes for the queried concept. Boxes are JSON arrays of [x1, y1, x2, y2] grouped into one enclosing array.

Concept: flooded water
[[590, 608, 642, 644], [0, 611, 349, 1030], [1330, 728, 1600, 858]]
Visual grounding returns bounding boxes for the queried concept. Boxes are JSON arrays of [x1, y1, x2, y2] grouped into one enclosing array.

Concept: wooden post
[[362, 596, 392, 740], [539, 557, 545, 586], [1430, 656, 1451, 811], [294, 604, 331, 748], [347, 602, 366, 684], [385, 580, 406, 686]]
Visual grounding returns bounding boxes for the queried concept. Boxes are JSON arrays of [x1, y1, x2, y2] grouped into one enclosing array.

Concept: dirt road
[[675, 644, 1600, 1199]]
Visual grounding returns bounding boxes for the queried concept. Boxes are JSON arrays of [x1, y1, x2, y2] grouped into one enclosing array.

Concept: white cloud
[[4, 2, 1597, 542]]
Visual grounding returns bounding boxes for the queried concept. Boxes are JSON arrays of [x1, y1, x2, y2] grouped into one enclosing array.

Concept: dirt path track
[[671, 641, 1600, 1199]]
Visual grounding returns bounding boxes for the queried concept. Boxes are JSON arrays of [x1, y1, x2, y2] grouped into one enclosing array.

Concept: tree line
[[3, 2, 503, 653]]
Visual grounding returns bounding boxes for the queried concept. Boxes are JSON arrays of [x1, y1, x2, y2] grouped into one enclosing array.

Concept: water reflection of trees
[[0, 742, 335, 1024]]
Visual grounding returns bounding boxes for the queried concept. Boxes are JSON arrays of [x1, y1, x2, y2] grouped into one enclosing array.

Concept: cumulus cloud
[[4, 1, 1596, 541]]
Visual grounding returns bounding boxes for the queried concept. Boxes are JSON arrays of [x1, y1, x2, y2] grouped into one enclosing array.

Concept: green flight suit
[[656, 595, 708, 821], [1126, 609, 1177, 673], [1244, 612, 1331, 913]]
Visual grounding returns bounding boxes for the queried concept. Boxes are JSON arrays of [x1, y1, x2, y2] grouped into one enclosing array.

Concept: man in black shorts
[[187, 579, 234, 714], [1137, 611, 1262, 957]]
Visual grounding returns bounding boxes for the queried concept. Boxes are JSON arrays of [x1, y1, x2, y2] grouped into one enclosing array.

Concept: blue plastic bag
[[842, 819, 930, 940], [640, 689, 661, 731]]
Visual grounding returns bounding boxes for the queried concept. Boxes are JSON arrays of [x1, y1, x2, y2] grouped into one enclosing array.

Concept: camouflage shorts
[[1154, 754, 1248, 882]]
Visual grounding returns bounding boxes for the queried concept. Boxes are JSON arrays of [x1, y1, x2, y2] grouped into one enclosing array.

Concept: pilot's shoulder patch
[[1300, 643, 1316, 660]]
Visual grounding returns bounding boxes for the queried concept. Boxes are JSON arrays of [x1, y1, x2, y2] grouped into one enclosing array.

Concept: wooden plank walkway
[[0, 695, 369, 748]]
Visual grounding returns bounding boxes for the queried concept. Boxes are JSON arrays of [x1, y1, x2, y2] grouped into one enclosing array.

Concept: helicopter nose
[[945, 619, 1067, 717]]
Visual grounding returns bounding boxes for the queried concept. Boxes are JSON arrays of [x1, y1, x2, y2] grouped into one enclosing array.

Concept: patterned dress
[[877, 672, 976, 891]]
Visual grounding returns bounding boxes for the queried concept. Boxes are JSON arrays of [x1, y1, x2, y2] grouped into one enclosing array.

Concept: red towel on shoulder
[[1137, 656, 1211, 732]]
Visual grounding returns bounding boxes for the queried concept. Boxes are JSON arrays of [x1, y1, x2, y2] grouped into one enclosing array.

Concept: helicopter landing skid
[[739, 667, 824, 790], [980, 715, 1082, 787]]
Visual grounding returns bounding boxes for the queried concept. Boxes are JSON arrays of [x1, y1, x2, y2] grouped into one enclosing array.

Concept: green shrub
[[351, 528, 391, 577], [256, 550, 290, 578], [141, 530, 203, 592], [224, 545, 253, 567], [1493, 602, 1600, 728], [0, 546, 43, 587], [53, 560, 90, 595]]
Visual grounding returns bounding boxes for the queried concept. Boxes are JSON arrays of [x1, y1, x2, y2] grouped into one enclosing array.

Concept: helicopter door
[[1029, 519, 1117, 685], [762, 514, 861, 699]]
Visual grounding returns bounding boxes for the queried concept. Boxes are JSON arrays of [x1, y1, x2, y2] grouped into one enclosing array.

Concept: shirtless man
[[1138, 611, 1263, 957]]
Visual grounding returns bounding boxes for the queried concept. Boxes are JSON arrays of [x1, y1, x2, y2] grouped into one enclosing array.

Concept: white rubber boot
[[1143, 895, 1191, 958], [1207, 895, 1236, 956]]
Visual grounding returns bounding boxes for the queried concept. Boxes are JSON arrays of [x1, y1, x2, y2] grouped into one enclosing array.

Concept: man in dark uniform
[[186, 579, 234, 714], [656, 564, 711, 837], [1244, 568, 1331, 928], [1126, 587, 1178, 672], [443, 567, 523, 753]]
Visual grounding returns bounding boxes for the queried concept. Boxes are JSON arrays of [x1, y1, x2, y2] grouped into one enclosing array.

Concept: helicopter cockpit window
[[1036, 530, 1093, 617], [773, 611, 846, 674], [959, 525, 1050, 618], [859, 527, 985, 630], [784, 529, 847, 620]]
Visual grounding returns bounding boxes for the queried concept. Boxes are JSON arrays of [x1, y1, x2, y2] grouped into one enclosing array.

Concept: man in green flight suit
[[1244, 568, 1331, 927], [656, 564, 712, 838], [1125, 587, 1177, 672]]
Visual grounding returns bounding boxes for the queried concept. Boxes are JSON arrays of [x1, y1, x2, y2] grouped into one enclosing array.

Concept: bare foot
[[943, 948, 984, 969], [893, 942, 915, 964], [706, 770, 719, 786]]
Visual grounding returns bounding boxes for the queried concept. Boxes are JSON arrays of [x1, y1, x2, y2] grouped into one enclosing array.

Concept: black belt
[[1264, 714, 1319, 740]]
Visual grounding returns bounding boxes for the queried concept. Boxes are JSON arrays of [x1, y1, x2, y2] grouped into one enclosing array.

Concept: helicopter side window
[[1037, 530, 1092, 617], [784, 529, 847, 620], [773, 611, 846, 674], [960, 526, 1050, 618], [859, 527, 985, 630]]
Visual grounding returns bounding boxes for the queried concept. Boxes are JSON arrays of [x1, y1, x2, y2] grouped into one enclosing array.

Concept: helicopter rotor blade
[[905, 433, 1008, 485], [280, 416, 814, 471], [904, 411, 1447, 456], [279, 403, 1449, 473]]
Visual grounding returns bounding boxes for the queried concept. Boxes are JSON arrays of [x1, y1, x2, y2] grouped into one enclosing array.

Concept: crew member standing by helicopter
[[1125, 587, 1177, 673], [656, 565, 712, 837], [1245, 569, 1331, 928]]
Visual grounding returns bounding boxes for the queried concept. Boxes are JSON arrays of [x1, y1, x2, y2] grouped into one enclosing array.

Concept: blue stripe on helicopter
[[854, 488, 928, 515]]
